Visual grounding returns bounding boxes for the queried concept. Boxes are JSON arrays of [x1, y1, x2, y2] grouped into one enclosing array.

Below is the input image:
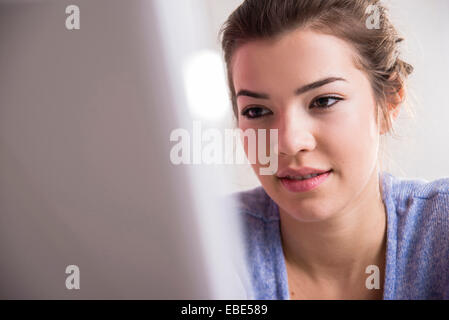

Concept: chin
[[261, 181, 337, 223]]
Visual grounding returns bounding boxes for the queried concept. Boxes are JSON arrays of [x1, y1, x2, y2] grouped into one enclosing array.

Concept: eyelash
[[241, 95, 343, 119]]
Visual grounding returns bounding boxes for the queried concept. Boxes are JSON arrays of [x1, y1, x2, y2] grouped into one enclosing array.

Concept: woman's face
[[232, 28, 383, 222]]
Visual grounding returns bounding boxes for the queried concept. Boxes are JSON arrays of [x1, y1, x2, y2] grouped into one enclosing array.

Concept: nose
[[276, 113, 316, 157]]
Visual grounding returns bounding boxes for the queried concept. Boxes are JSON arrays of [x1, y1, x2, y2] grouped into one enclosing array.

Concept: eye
[[310, 95, 343, 109], [241, 106, 272, 119]]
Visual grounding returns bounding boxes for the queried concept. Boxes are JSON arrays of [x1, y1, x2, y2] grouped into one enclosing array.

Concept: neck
[[279, 169, 387, 282]]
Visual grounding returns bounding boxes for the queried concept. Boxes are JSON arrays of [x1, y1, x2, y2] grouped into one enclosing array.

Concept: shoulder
[[225, 186, 280, 223], [382, 172, 449, 216], [384, 171, 448, 199], [383, 174, 449, 299], [383, 171, 449, 244], [222, 186, 287, 300], [382, 172, 449, 229], [383, 172, 449, 217], [382, 172, 449, 298]]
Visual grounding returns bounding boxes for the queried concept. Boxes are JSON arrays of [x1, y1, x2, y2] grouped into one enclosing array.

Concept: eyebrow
[[236, 76, 347, 100]]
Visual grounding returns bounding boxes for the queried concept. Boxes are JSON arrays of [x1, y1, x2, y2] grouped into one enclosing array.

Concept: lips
[[276, 167, 332, 179], [278, 169, 332, 192]]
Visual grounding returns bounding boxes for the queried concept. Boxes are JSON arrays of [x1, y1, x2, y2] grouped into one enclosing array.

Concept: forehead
[[231, 28, 360, 92]]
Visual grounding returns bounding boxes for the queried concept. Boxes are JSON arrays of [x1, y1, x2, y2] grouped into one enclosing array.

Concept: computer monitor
[[0, 0, 250, 299]]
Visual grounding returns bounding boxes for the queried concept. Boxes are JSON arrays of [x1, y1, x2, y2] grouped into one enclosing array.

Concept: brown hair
[[219, 0, 414, 136]]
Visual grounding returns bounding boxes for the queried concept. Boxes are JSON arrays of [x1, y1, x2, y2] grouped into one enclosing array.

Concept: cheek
[[238, 123, 251, 158], [238, 123, 269, 168], [325, 101, 379, 175]]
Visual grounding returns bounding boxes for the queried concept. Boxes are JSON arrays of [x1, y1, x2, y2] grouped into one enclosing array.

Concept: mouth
[[279, 169, 332, 180], [277, 170, 333, 192]]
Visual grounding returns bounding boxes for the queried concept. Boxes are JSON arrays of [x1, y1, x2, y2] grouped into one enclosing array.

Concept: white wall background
[[179, 0, 449, 193]]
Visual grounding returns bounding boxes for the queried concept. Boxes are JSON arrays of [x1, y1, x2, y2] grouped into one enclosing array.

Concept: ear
[[389, 85, 404, 121], [379, 85, 405, 135]]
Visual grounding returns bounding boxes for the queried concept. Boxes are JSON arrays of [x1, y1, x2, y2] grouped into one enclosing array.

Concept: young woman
[[220, 0, 449, 299]]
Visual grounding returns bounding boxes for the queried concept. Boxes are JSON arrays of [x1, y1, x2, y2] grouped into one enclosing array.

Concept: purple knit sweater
[[229, 171, 449, 299]]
